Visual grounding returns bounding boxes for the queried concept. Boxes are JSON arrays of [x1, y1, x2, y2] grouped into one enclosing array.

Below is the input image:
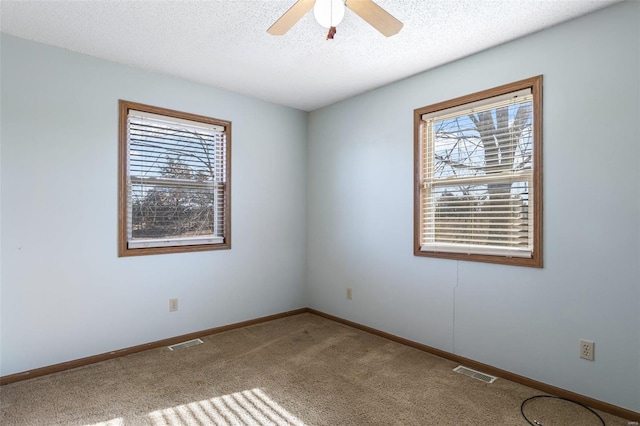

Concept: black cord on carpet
[[520, 395, 605, 426]]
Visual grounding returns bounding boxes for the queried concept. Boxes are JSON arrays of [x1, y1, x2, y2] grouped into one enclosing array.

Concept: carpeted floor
[[0, 313, 630, 425]]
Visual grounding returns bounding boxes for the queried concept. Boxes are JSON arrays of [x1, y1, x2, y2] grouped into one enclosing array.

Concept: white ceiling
[[0, 0, 620, 111]]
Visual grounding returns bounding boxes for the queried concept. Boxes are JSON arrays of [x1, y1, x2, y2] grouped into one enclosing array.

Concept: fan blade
[[347, 0, 403, 37], [267, 0, 316, 35]]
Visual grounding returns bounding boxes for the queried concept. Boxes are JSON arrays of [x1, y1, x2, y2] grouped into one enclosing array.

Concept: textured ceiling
[[0, 0, 621, 111]]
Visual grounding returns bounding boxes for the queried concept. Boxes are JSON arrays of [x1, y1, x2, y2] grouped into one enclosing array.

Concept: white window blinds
[[126, 109, 228, 249], [419, 90, 534, 258]]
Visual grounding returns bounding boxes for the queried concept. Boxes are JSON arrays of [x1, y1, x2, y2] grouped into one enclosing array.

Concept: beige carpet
[[0, 313, 630, 425]]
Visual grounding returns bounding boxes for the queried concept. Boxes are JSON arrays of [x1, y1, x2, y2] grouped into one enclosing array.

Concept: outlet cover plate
[[169, 298, 178, 312], [580, 339, 594, 361]]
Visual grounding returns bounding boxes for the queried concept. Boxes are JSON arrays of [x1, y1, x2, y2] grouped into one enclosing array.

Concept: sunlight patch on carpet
[[148, 388, 306, 426]]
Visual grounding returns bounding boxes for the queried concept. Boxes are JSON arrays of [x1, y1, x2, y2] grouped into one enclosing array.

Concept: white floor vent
[[168, 338, 204, 351], [453, 366, 498, 384]]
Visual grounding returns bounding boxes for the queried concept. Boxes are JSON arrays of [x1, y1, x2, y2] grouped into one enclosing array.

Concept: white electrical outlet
[[346, 288, 352, 300], [580, 339, 594, 361], [169, 298, 179, 312]]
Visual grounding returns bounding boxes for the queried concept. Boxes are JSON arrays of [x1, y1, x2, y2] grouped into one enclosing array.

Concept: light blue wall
[[307, 1, 639, 412], [0, 34, 308, 376]]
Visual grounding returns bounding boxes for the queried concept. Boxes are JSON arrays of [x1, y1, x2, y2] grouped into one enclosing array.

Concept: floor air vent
[[453, 366, 497, 383], [168, 338, 204, 351]]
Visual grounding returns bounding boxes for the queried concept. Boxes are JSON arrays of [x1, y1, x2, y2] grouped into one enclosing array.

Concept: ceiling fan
[[267, 0, 403, 39]]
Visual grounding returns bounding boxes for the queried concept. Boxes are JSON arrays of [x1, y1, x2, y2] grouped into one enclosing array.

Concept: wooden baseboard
[[0, 308, 309, 386], [308, 308, 640, 422]]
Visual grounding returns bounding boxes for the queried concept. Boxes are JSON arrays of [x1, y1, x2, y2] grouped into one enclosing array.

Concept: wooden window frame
[[413, 76, 542, 267], [118, 100, 232, 257]]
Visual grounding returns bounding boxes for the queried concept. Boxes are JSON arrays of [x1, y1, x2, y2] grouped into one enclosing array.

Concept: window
[[118, 100, 231, 256], [414, 76, 542, 267]]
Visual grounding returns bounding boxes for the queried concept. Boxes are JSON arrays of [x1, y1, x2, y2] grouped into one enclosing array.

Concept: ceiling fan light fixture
[[313, 0, 345, 29]]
